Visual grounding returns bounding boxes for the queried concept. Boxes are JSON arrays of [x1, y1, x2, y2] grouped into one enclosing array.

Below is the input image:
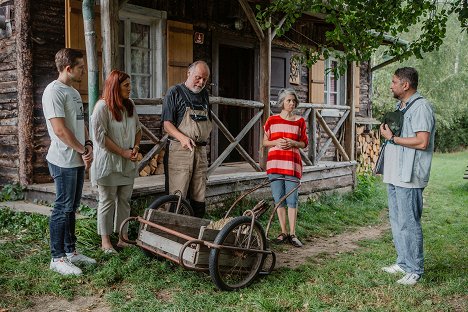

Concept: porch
[[25, 161, 356, 209]]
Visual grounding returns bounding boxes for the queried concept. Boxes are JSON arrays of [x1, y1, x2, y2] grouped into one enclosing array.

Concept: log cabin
[[0, 0, 382, 207]]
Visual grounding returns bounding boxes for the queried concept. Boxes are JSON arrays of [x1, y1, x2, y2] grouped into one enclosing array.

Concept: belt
[[169, 138, 207, 146]]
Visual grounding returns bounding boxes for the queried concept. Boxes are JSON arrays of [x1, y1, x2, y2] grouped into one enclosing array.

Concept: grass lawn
[[0, 151, 467, 311]]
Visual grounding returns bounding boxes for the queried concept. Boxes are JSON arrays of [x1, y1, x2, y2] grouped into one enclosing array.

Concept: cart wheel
[[209, 216, 266, 291], [147, 194, 194, 216]]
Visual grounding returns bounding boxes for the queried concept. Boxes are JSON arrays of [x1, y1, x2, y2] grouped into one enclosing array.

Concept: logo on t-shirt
[[75, 96, 84, 120]]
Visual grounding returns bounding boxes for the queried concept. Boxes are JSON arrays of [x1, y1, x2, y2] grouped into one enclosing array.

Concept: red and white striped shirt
[[264, 115, 309, 179]]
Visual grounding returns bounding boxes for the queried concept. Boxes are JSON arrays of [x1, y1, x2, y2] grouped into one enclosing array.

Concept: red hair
[[101, 70, 134, 121]]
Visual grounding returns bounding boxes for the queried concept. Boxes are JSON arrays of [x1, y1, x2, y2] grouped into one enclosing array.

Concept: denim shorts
[[268, 174, 299, 208]]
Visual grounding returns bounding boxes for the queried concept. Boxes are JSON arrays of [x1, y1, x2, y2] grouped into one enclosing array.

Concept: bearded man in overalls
[[162, 61, 212, 218]]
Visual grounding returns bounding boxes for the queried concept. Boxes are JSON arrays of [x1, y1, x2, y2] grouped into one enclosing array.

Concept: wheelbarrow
[[119, 177, 300, 291]]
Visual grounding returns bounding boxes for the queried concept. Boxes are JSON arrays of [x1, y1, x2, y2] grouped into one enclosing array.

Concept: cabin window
[[324, 58, 346, 106], [119, 6, 166, 98]]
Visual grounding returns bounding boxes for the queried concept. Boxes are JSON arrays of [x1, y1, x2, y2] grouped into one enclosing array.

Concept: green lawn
[[0, 151, 466, 311]]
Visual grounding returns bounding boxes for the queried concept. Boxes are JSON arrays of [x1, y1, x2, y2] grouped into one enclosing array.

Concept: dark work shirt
[[161, 83, 210, 128]]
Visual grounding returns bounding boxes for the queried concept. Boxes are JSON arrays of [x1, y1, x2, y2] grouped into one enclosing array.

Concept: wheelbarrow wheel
[[147, 194, 194, 216], [209, 216, 266, 291]]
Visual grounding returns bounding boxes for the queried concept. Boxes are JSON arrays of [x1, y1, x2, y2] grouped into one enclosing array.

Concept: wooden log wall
[[0, 0, 66, 185], [0, 1, 18, 185]]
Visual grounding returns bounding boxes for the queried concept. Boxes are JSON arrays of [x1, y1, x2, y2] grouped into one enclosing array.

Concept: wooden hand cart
[[119, 177, 300, 291]]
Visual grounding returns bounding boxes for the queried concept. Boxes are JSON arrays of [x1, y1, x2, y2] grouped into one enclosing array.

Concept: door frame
[[211, 33, 259, 161]]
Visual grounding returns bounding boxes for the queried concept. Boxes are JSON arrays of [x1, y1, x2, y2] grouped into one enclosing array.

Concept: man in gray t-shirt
[[42, 48, 96, 275], [379, 67, 436, 286]]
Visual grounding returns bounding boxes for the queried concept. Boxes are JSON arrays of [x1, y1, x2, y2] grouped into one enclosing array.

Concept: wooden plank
[[258, 28, 271, 169], [308, 108, 317, 165], [139, 229, 197, 263], [344, 62, 356, 161], [210, 97, 263, 109]]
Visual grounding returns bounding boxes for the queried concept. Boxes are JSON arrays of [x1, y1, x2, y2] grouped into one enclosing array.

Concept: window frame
[[119, 4, 167, 98], [324, 58, 347, 106]]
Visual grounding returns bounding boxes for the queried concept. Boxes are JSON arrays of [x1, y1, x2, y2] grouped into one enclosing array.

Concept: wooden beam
[[16, 0, 34, 184], [210, 112, 263, 172], [238, 0, 264, 41], [141, 124, 160, 144], [316, 110, 350, 161], [308, 108, 317, 165], [271, 14, 287, 40], [137, 134, 168, 172], [208, 111, 263, 176], [258, 29, 271, 169], [315, 111, 350, 161], [300, 149, 313, 166], [101, 0, 119, 79], [344, 62, 356, 161]]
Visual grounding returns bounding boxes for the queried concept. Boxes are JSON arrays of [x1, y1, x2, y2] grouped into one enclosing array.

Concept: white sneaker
[[382, 264, 405, 274], [397, 273, 421, 285], [66, 251, 97, 265], [50, 257, 82, 275]]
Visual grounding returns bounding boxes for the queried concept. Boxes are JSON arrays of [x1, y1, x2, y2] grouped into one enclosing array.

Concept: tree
[[256, 0, 467, 74], [372, 15, 468, 151]]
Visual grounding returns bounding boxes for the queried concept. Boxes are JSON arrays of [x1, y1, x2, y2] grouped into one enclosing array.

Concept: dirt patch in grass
[[274, 222, 390, 269], [21, 295, 110, 312], [447, 294, 467, 312]]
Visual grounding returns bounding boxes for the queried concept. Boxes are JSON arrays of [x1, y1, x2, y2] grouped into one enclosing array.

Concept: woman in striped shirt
[[263, 88, 309, 247]]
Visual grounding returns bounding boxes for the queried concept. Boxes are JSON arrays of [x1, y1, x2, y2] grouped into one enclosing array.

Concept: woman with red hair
[[91, 70, 141, 253]]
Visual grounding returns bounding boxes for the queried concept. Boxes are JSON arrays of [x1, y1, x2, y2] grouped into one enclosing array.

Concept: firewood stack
[[356, 125, 381, 173], [139, 149, 165, 177]]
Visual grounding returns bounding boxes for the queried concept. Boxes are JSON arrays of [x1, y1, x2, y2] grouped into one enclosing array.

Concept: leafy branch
[[256, 0, 467, 73]]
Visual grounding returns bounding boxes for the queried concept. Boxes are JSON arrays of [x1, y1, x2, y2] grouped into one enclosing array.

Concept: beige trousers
[[167, 141, 207, 202], [97, 184, 133, 235]]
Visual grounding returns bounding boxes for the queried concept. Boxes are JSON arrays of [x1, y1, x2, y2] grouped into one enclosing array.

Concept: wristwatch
[[389, 135, 396, 144]]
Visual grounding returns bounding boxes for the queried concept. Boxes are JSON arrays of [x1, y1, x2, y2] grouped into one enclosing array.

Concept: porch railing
[[134, 97, 352, 176]]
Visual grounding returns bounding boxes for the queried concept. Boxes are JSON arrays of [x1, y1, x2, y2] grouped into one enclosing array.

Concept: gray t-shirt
[[383, 92, 435, 188], [161, 83, 210, 128], [42, 80, 85, 168]]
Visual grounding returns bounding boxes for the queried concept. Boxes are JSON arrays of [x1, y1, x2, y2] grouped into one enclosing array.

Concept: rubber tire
[[208, 216, 266, 291], [147, 194, 194, 216]]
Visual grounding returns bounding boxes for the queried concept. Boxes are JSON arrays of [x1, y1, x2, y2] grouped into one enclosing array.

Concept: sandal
[[273, 233, 289, 244], [289, 235, 303, 248]]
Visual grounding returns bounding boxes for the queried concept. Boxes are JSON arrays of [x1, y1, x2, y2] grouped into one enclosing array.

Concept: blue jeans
[[48, 162, 85, 258], [268, 174, 299, 208], [387, 184, 424, 275]]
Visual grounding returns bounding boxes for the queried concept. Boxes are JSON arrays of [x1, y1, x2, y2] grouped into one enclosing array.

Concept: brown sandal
[[289, 234, 303, 248], [273, 233, 289, 244]]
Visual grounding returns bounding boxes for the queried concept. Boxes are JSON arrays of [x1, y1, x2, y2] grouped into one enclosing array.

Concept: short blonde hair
[[277, 88, 299, 109]]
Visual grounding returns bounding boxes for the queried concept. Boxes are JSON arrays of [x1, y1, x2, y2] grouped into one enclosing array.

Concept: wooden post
[[308, 108, 317, 165], [258, 29, 271, 169], [16, 0, 34, 184], [344, 62, 355, 161], [82, 0, 99, 115], [101, 0, 119, 79]]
